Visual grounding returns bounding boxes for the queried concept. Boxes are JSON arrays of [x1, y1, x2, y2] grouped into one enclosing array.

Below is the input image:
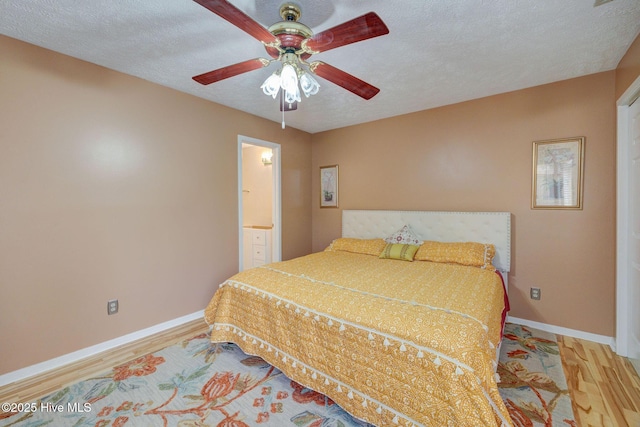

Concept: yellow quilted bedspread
[[204, 251, 513, 427]]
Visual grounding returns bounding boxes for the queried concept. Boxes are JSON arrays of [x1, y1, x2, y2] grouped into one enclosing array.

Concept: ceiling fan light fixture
[[280, 63, 298, 93], [261, 61, 311, 104], [299, 72, 320, 97], [193, 1, 390, 113], [261, 72, 281, 98], [284, 84, 301, 104]]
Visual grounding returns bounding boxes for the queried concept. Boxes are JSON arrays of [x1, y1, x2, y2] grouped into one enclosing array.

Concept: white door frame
[[237, 135, 282, 271], [616, 75, 640, 357]]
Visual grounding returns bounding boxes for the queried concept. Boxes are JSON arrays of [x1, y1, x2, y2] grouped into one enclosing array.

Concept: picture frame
[[320, 165, 339, 208], [532, 137, 585, 210]]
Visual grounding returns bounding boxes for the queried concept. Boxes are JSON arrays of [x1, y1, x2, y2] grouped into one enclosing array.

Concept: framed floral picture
[[532, 137, 585, 209], [320, 165, 338, 208]]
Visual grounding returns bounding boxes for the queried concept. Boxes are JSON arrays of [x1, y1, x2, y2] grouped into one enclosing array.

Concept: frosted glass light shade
[[284, 85, 301, 104], [261, 62, 319, 105], [300, 72, 320, 97], [261, 73, 281, 98], [280, 64, 298, 93]]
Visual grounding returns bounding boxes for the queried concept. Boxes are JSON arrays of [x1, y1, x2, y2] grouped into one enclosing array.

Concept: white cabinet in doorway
[[243, 227, 272, 270]]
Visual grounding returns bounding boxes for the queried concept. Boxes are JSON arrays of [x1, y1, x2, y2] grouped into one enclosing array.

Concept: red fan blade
[[193, 58, 269, 85], [303, 12, 389, 54], [193, 0, 278, 45], [310, 62, 380, 100]]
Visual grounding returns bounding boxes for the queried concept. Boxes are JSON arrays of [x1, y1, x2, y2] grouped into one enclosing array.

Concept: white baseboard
[[508, 316, 615, 349], [0, 312, 617, 388], [0, 310, 204, 388]]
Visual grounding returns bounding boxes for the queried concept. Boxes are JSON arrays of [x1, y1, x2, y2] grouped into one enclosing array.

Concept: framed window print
[[320, 165, 339, 208], [532, 137, 585, 209]]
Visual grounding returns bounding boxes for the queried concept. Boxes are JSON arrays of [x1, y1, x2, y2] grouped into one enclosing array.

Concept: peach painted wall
[[311, 72, 616, 337], [616, 33, 640, 99], [0, 35, 312, 375]]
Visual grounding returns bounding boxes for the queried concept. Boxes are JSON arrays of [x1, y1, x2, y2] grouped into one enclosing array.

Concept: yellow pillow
[[415, 241, 496, 270], [326, 238, 387, 256], [379, 243, 420, 261]]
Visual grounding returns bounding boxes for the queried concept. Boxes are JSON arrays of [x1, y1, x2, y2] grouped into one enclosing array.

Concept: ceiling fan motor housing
[[265, 3, 313, 60], [279, 3, 301, 21]]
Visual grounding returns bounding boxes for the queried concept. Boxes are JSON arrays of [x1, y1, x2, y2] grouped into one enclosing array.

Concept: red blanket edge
[[495, 270, 510, 339]]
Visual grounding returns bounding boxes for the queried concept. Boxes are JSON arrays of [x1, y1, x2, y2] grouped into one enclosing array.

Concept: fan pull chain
[[281, 93, 286, 129]]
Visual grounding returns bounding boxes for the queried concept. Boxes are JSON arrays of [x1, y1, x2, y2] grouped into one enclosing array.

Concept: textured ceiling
[[1, 0, 639, 133]]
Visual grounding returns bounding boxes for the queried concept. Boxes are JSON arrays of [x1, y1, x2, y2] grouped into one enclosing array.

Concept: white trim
[[508, 316, 615, 348], [0, 310, 204, 387], [617, 75, 640, 107], [272, 146, 282, 262], [238, 140, 244, 271], [616, 102, 631, 356], [616, 75, 640, 357]]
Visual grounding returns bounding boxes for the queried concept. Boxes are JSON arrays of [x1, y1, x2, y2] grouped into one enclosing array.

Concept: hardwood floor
[[0, 319, 210, 407], [559, 335, 640, 427], [2, 322, 639, 427]]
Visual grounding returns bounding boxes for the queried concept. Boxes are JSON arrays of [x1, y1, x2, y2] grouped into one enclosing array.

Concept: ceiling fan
[[192, 0, 390, 110]]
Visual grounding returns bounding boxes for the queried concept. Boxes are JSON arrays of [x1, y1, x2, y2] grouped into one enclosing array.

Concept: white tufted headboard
[[342, 210, 511, 273]]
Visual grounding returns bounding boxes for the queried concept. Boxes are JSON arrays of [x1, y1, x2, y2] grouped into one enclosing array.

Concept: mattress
[[204, 249, 512, 426]]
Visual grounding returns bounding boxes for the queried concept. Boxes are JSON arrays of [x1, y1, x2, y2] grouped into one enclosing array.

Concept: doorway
[[238, 135, 281, 272], [616, 75, 640, 374]]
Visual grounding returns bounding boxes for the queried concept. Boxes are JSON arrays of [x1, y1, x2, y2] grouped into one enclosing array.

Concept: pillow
[[326, 238, 387, 256], [415, 241, 496, 270], [379, 243, 420, 261], [384, 225, 423, 246]]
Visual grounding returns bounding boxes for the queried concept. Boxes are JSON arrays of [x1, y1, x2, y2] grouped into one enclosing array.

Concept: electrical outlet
[[107, 299, 119, 315], [530, 287, 541, 300]]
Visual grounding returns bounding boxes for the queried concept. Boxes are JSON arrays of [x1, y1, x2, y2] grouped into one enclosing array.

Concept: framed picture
[[532, 137, 585, 209], [320, 165, 339, 208]]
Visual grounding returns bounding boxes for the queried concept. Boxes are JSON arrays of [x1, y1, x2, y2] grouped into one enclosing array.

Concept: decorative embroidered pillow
[[326, 238, 387, 256], [384, 225, 423, 246], [379, 243, 420, 261], [415, 241, 496, 270]]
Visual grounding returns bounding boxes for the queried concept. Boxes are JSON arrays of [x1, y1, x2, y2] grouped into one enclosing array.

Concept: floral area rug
[[1, 323, 575, 427], [498, 323, 577, 427], [0, 332, 372, 427]]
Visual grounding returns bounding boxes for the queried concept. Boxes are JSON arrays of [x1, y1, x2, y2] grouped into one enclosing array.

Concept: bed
[[204, 210, 513, 427]]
